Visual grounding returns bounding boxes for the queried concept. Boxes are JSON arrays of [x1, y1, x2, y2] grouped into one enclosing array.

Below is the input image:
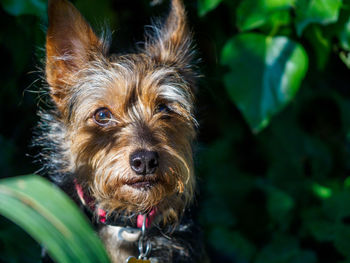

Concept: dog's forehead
[[69, 54, 192, 120], [105, 59, 182, 103]]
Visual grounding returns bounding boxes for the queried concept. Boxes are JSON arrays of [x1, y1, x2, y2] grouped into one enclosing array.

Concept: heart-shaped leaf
[[221, 33, 308, 133]]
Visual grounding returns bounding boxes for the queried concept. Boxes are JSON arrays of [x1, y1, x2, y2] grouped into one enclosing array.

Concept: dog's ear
[[145, 0, 194, 67], [46, 0, 103, 110]]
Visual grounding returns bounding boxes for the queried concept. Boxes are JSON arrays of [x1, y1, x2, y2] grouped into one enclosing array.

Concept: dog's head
[[45, 0, 197, 222]]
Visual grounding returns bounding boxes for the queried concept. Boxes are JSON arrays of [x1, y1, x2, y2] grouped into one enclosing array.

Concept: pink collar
[[74, 179, 156, 228]]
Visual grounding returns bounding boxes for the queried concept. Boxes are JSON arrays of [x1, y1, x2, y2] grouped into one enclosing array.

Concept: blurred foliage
[[0, 175, 109, 263], [1, 0, 350, 262], [221, 33, 308, 132], [1, 0, 46, 17]]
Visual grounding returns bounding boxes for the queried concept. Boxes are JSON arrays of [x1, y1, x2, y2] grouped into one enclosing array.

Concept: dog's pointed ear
[[46, 0, 104, 110], [145, 0, 194, 66]]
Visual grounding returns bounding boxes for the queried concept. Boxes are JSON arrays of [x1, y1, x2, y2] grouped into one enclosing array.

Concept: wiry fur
[[34, 0, 206, 262]]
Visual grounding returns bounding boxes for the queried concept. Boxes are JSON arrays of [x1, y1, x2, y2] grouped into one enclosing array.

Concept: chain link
[[138, 214, 151, 259]]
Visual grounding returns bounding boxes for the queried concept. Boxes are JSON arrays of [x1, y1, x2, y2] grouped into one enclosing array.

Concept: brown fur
[[41, 0, 201, 262]]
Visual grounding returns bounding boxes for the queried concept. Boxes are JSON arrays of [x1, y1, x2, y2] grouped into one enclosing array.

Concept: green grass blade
[[0, 175, 110, 263]]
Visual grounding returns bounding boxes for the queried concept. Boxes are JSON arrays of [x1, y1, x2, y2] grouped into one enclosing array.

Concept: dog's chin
[[125, 181, 158, 191], [95, 174, 178, 214], [97, 181, 185, 224], [124, 176, 161, 191]]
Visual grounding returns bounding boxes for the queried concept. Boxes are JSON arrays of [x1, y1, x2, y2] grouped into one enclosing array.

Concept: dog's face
[[45, 0, 197, 220]]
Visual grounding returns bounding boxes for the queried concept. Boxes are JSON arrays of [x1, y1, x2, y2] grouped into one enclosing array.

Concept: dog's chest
[[99, 225, 139, 263], [99, 225, 163, 263]]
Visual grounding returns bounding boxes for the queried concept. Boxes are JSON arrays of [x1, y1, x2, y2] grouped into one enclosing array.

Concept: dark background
[[2, 0, 350, 262]]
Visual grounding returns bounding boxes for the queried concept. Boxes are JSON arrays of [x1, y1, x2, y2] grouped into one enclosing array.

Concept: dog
[[34, 0, 206, 262]]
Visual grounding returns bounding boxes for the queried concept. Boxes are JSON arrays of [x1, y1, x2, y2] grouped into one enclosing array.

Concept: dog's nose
[[130, 150, 159, 175]]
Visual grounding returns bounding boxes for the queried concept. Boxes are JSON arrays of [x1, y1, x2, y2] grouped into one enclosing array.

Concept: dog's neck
[[74, 179, 158, 229]]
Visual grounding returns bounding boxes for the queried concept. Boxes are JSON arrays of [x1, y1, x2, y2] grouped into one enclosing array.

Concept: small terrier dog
[[35, 0, 206, 262]]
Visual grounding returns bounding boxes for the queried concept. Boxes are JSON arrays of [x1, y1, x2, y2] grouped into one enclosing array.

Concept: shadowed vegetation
[[1, 0, 350, 262]]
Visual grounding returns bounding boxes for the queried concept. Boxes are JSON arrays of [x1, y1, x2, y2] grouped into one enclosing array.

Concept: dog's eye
[[156, 104, 171, 113], [93, 108, 113, 126]]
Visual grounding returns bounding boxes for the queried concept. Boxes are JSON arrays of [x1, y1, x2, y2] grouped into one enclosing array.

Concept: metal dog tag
[[126, 256, 150, 263]]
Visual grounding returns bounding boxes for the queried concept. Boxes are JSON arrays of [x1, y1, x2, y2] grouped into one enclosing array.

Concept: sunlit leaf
[[0, 175, 110, 263], [198, 0, 223, 17], [312, 183, 332, 199], [295, 0, 342, 36], [221, 33, 308, 133], [236, 0, 294, 31]]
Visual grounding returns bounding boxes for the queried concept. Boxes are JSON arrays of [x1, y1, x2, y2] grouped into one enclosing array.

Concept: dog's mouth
[[125, 177, 160, 189]]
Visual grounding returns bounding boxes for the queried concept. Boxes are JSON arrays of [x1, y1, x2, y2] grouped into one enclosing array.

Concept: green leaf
[[255, 235, 316, 263], [236, 0, 295, 31], [312, 183, 332, 199], [295, 0, 343, 36], [309, 220, 336, 242], [303, 191, 350, 253], [344, 176, 350, 188], [209, 228, 256, 262], [302, 207, 336, 242], [0, 175, 110, 263], [324, 191, 350, 221], [339, 51, 350, 68], [324, 194, 350, 258], [221, 33, 308, 133], [334, 224, 350, 258], [262, 184, 295, 228], [303, 25, 331, 70], [198, 0, 223, 17], [1, 0, 47, 17], [339, 17, 350, 51]]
